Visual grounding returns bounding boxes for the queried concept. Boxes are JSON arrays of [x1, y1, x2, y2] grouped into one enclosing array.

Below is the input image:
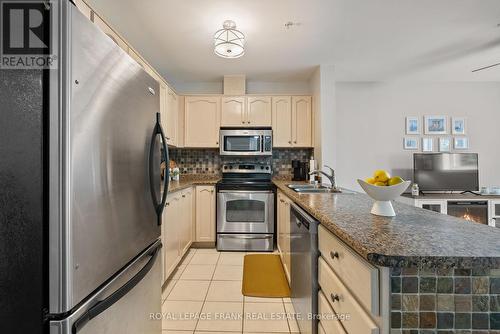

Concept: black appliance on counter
[[216, 162, 275, 251], [292, 160, 309, 181]]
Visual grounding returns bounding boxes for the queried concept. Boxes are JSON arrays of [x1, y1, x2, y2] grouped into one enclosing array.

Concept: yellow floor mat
[[242, 254, 291, 298]]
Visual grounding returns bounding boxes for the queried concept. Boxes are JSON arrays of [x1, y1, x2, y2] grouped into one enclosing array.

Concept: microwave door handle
[[261, 135, 264, 152]]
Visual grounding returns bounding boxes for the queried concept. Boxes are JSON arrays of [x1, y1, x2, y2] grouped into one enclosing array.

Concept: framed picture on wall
[[404, 137, 419, 150], [454, 137, 469, 150], [422, 137, 433, 152], [406, 117, 420, 135], [452, 117, 466, 135], [439, 137, 451, 152], [424, 116, 448, 134]]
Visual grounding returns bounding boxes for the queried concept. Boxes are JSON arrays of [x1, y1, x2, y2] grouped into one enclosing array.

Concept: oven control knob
[[224, 166, 228, 169], [260, 166, 264, 170], [265, 166, 270, 170], [229, 166, 233, 169]]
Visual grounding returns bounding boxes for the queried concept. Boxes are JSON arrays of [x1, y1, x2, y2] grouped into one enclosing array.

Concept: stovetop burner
[[218, 162, 273, 191]]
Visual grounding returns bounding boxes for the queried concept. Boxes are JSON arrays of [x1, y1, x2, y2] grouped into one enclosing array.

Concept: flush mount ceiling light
[[214, 20, 245, 59]]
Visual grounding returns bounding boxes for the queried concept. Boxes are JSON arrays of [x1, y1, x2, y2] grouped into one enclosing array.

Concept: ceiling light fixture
[[214, 20, 245, 59]]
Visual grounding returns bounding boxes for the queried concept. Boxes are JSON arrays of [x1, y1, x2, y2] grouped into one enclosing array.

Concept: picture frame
[[422, 137, 433, 152], [424, 115, 447, 135], [405, 116, 420, 135], [404, 137, 419, 150], [454, 137, 469, 150], [452, 117, 466, 135], [438, 137, 451, 152]]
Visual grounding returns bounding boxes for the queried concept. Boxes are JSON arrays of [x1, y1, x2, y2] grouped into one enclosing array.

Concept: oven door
[[217, 190, 274, 233]]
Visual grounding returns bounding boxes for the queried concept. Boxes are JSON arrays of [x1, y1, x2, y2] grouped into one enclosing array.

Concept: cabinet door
[[416, 200, 447, 214], [272, 96, 292, 147], [73, 0, 92, 20], [164, 194, 181, 278], [166, 88, 178, 146], [247, 97, 272, 126], [160, 84, 168, 138], [179, 189, 193, 254], [221, 97, 246, 126], [282, 197, 291, 283], [292, 96, 312, 147], [185, 97, 221, 147], [195, 186, 216, 242], [92, 14, 129, 53]]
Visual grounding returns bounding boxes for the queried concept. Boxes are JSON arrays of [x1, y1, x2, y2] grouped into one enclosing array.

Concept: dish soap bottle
[[411, 183, 419, 196]]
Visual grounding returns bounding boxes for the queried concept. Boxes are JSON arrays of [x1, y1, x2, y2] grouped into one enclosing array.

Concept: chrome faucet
[[309, 165, 338, 190]]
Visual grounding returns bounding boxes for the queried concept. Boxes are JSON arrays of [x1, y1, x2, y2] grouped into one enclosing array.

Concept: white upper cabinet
[[166, 88, 178, 146], [184, 97, 221, 148], [291, 96, 312, 147], [221, 96, 272, 127], [247, 97, 272, 126], [221, 97, 246, 126], [272, 96, 312, 148], [272, 96, 293, 147]]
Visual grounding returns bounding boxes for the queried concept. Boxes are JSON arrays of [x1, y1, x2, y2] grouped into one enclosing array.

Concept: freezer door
[[49, 5, 163, 313], [50, 241, 162, 334]]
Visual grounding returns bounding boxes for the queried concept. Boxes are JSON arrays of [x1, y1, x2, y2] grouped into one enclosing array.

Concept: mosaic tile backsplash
[[390, 267, 500, 333], [169, 148, 313, 176]]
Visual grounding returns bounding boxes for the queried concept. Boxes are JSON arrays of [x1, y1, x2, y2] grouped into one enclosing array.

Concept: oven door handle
[[218, 190, 273, 194], [220, 235, 273, 240]]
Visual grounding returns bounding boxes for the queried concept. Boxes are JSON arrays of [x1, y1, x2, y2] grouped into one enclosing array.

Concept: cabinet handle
[[330, 293, 340, 303], [247, 121, 250, 124], [294, 140, 297, 143], [210, 190, 214, 193], [182, 194, 186, 198], [330, 251, 339, 259], [165, 202, 170, 206], [166, 137, 171, 140], [216, 141, 219, 145], [242, 121, 245, 124], [288, 141, 292, 144]]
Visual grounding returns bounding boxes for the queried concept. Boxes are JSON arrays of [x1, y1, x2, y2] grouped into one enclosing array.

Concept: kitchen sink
[[287, 184, 355, 194]]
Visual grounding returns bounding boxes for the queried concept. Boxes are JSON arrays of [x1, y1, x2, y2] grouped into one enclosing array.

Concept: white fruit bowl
[[357, 179, 411, 217]]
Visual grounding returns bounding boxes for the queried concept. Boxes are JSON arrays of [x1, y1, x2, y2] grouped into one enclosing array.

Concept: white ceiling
[[88, 0, 500, 85]]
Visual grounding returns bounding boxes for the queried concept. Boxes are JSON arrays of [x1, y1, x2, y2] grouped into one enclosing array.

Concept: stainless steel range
[[216, 162, 275, 251]]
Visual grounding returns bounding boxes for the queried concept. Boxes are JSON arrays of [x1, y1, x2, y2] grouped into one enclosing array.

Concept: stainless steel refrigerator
[[0, 1, 168, 333]]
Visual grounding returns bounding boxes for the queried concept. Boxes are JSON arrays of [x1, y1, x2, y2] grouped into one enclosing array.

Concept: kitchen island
[[273, 180, 500, 333]]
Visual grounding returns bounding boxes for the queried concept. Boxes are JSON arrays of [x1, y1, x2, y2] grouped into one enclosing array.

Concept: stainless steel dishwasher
[[290, 202, 319, 334]]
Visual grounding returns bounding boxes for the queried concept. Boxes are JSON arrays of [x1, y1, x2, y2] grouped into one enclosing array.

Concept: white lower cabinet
[[317, 222, 381, 334], [318, 290, 347, 334], [415, 199, 447, 214], [195, 186, 216, 242], [277, 191, 291, 284], [161, 187, 194, 284]]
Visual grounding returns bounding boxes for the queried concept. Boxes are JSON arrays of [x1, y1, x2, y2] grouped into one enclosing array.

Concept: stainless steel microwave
[[219, 128, 272, 156]]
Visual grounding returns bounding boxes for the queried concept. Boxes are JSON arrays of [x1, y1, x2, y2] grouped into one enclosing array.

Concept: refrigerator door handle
[[149, 112, 169, 225], [71, 243, 161, 334]]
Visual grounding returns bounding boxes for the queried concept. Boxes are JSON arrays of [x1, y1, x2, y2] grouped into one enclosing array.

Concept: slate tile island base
[[390, 267, 500, 332]]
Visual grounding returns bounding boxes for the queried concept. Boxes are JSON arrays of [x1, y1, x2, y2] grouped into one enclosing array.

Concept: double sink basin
[[287, 184, 355, 194]]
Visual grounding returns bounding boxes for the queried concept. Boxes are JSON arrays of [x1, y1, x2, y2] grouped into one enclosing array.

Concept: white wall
[[334, 82, 500, 190]]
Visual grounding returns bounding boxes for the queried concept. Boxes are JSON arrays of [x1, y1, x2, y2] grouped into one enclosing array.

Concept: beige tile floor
[[161, 248, 300, 334]]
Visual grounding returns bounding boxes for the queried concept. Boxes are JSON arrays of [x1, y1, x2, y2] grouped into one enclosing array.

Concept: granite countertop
[[273, 180, 500, 269], [166, 175, 220, 193], [402, 193, 500, 200]]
